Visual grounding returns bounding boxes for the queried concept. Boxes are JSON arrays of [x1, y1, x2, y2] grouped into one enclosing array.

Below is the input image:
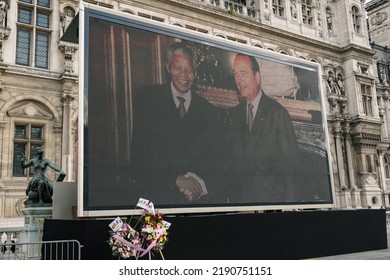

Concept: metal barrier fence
[[0, 240, 82, 260]]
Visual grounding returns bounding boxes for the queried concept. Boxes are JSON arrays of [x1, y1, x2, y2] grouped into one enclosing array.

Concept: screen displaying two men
[[82, 8, 333, 214]]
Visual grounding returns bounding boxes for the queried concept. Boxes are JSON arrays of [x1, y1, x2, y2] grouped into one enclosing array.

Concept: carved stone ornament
[[59, 41, 79, 74], [315, 0, 321, 10], [370, 12, 388, 26], [363, 174, 377, 186], [8, 102, 54, 120]]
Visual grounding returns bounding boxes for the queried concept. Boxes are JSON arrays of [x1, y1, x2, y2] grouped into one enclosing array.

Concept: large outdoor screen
[[78, 5, 334, 217]]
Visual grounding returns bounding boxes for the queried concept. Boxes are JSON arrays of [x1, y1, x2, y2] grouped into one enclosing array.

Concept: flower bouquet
[[107, 198, 170, 260], [140, 210, 169, 252], [108, 223, 141, 259]]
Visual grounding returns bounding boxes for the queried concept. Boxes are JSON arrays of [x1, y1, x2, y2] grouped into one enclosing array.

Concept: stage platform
[[43, 209, 388, 260]]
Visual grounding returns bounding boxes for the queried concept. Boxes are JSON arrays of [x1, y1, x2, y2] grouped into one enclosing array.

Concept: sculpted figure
[[21, 147, 66, 204]]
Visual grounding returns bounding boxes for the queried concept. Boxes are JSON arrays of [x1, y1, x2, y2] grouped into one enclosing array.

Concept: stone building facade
[[366, 0, 390, 208], [1, 0, 390, 232], [0, 0, 79, 230]]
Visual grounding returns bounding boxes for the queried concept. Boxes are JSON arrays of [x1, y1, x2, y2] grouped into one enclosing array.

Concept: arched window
[[279, 50, 289, 55], [170, 22, 184, 28], [215, 33, 227, 39], [252, 43, 263, 48], [384, 154, 390, 179], [352, 6, 361, 34], [119, 9, 136, 15]]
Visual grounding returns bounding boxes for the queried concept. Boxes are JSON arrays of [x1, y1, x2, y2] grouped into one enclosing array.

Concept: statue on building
[[327, 72, 336, 94], [290, 0, 298, 19], [380, 66, 389, 86], [336, 74, 345, 95], [0, 0, 8, 27], [21, 146, 66, 205], [60, 6, 76, 37], [327, 72, 343, 96], [326, 8, 333, 32]]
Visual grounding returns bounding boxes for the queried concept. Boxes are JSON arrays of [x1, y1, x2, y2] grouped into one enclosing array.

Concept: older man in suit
[[130, 42, 226, 205], [228, 53, 302, 203]]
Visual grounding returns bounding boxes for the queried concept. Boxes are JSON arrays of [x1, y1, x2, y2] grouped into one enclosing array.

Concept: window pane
[[35, 32, 49, 68], [19, 0, 33, 4], [16, 29, 31, 66], [13, 143, 26, 176], [18, 8, 33, 25], [31, 126, 43, 140], [37, 0, 51, 8], [37, 12, 50, 28], [15, 125, 27, 139]]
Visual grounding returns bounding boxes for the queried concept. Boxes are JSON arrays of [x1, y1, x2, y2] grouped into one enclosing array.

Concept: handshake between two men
[[176, 172, 208, 202]]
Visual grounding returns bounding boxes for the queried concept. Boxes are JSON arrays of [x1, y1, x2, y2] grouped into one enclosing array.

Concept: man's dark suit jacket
[[228, 92, 302, 203], [130, 84, 227, 205]]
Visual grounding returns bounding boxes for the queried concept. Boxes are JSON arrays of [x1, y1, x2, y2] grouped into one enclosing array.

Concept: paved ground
[[314, 248, 390, 260]]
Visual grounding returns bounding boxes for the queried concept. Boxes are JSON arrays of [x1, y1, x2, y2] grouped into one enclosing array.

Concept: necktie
[[247, 103, 254, 133], [177, 96, 186, 119]]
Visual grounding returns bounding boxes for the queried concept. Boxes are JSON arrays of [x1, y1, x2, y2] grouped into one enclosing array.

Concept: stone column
[[61, 91, 75, 182], [384, 93, 390, 138], [371, 80, 380, 118], [379, 108, 387, 138], [0, 121, 5, 178], [344, 120, 356, 189], [377, 150, 387, 192], [59, 41, 78, 181], [334, 124, 347, 189]]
